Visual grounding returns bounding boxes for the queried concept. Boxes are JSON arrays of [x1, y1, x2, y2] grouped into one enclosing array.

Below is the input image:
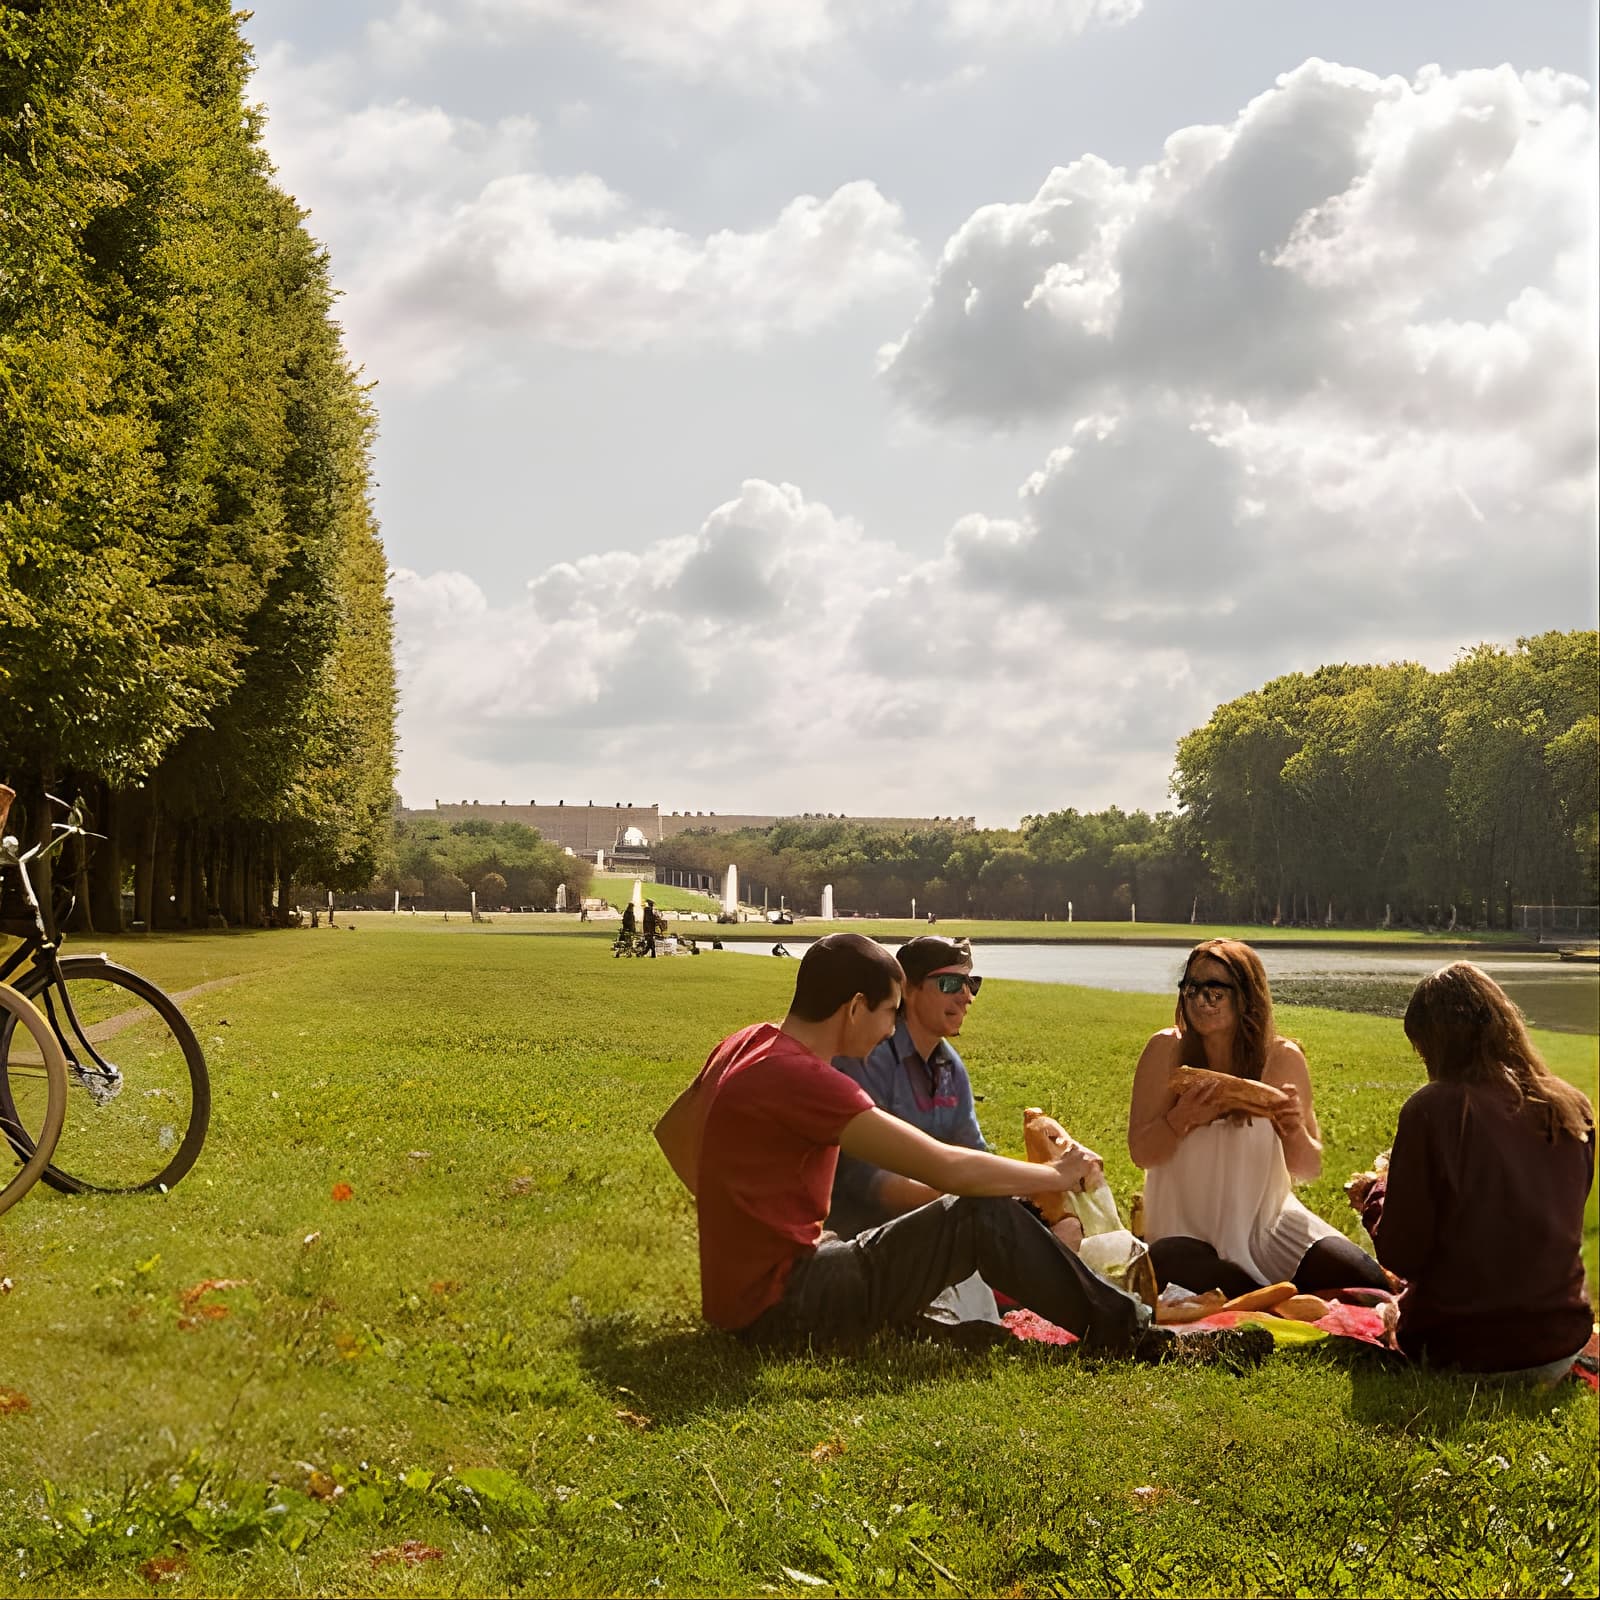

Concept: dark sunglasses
[[1178, 979, 1236, 1005], [932, 973, 982, 996]]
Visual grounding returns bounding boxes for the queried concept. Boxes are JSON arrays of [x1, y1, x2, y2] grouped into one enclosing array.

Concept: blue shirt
[[826, 1018, 987, 1239]]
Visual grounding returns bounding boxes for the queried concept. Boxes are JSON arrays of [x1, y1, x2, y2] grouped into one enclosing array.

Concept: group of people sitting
[[655, 933, 1595, 1380]]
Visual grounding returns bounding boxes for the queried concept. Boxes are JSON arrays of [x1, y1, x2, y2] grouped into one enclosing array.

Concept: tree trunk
[[87, 781, 123, 935], [225, 827, 247, 927], [132, 800, 158, 931], [187, 825, 209, 928], [151, 820, 177, 929]]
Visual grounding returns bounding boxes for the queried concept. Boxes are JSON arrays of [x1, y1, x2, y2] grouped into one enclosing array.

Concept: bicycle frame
[[1, 803, 122, 1100]]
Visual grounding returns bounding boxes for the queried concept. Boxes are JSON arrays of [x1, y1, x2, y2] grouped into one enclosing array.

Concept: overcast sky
[[243, 1, 1599, 825]]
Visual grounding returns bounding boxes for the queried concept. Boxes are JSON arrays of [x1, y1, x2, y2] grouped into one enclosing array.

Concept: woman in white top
[[1127, 939, 1388, 1296]]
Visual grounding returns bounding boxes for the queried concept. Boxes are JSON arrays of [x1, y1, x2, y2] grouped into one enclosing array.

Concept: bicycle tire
[[0, 984, 68, 1216], [3, 957, 210, 1194]]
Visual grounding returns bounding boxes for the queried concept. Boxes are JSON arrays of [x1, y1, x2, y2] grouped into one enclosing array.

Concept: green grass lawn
[[589, 875, 722, 915], [0, 928, 1593, 1596]]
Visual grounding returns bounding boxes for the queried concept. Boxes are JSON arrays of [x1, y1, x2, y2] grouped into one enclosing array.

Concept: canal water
[[727, 941, 1600, 1035]]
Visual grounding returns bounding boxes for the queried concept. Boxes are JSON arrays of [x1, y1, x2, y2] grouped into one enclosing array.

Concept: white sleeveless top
[[1143, 1114, 1339, 1284]]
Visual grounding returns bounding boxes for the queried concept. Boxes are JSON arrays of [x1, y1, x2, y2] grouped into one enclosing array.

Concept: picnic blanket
[[1003, 1297, 1600, 1390]]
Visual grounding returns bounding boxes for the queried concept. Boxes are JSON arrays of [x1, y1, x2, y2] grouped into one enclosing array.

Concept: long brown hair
[[1174, 939, 1278, 1081], [1403, 962, 1594, 1141]]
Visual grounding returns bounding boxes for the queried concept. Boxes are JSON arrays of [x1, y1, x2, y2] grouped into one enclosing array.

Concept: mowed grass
[[0, 927, 1592, 1597]]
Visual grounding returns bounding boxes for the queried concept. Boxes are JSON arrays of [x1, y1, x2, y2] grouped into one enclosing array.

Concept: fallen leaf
[[303, 1231, 321, 1248], [409, 1150, 432, 1161], [0, 1277, 13, 1294], [1131, 1484, 1169, 1509], [179, 1278, 248, 1310], [780, 1567, 830, 1587], [0, 1388, 30, 1415], [508, 1176, 535, 1195], [615, 1408, 651, 1430], [141, 1554, 187, 1582], [428, 1279, 461, 1296], [808, 1438, 844, 1464], [370, 1540, 444, 1569], [331, 1182, 354, 1202], [306, 1468, 344, 1503]]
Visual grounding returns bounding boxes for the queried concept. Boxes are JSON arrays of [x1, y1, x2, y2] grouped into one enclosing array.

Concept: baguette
[[1168, 1065, 1288, 1119], [1021, 1108, 1072, 1224], [1219, 1280, 1298, 1314], [1154, 1288, 1226, 1325], [1272, 1293, 1330, 1323]]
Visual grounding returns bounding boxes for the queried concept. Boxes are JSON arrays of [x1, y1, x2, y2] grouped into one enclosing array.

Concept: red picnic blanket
[[1003, 1298, 1600, 1390]]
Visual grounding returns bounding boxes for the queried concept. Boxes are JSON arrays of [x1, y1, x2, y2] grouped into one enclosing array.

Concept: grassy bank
[[0, 927, 1593, 1595]]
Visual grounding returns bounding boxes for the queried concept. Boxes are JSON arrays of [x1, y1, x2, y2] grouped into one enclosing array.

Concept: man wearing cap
[[829, 937, 1085, 1326]]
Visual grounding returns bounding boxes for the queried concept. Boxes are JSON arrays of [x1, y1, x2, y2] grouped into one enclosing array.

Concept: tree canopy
[[0, 0, 395, 930]]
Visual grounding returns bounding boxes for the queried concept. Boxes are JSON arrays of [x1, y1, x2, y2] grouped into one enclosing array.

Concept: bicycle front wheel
[[8, 957, 210, 1194], [0, 984, 68, 1216]]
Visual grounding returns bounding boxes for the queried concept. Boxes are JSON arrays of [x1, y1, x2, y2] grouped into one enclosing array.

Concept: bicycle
[[0, 787, 210, 1195]]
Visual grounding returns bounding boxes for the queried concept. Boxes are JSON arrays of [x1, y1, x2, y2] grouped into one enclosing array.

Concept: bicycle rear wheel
[[4, 957, 210, 1194], [0, 984, 68, 1216]]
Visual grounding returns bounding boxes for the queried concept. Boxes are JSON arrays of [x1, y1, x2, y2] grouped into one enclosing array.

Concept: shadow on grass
[[573, 1311, 1044, 1424], [1321, 1340, 1590, 1435]]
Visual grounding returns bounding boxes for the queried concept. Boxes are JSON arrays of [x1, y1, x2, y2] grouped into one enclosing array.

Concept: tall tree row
[[0, 0, 395, 930]]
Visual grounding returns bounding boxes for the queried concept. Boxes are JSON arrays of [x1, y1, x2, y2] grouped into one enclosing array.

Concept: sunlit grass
[[0, 927, 1591, 1595]]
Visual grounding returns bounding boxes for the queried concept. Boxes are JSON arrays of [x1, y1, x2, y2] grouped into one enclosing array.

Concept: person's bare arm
[[839, 1108, 1100, 1197], [1263, 1042, 1322, 1181], [653, 1082, 703, 1197], [1127, 1030, 1224, 1168], [871, 1173, 944, 1213]]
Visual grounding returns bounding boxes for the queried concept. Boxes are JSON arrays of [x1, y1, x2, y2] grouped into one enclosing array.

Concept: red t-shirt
[[685, 1023, 874, 1329]]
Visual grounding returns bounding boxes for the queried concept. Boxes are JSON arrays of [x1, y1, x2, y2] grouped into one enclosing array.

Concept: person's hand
[[1049, 1138, 1103, 1194], [1344, 1172, 1377, 1211], [1166, 1077, 1223, 1137], [1269, 1084, 1306, 1143]]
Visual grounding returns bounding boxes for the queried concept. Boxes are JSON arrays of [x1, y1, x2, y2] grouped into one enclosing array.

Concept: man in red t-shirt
[[655, 933, 1149, 1353]]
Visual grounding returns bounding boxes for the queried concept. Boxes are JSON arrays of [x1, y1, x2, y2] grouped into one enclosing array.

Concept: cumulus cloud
[[251, 45, 921, 379], [369, 177, 922, 363], [881, 59, 1597, 435]]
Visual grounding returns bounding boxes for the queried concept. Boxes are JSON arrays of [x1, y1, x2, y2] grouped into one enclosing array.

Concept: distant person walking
[[621, 901, 637, 937]]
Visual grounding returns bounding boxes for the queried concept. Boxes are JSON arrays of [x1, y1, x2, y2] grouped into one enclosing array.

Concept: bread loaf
[[1219, 1280, 1298, 1314], [1272, 1294, 1330, 1323], [1021, 1107, 1072, 1224], [1168, 1065, 1287, 1118]]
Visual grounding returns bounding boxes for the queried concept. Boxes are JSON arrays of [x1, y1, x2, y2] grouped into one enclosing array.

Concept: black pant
[[1148, 1232, 1390, 1298], [741, 1195, 1146, 1353]]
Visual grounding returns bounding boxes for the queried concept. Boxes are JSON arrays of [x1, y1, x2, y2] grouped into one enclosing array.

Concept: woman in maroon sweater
[[1351, 963, 1595, 1379]]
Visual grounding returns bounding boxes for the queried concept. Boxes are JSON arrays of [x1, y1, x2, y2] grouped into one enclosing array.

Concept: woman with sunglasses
[[1127, 938, 1388, 1297], [829, 936, 1087, 1325]]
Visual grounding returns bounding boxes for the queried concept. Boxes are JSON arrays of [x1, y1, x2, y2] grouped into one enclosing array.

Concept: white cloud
[[251, 45, 921, 380], [372, 0, 1139, 84], [369, 177, 923, 366], [881, 59, 1597, 437]]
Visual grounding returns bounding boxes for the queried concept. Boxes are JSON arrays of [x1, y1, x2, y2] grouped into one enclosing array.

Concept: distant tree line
[[375, 815, 592, 911], [0, 1, 395, 931], [657, 633, 1597, 928]]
